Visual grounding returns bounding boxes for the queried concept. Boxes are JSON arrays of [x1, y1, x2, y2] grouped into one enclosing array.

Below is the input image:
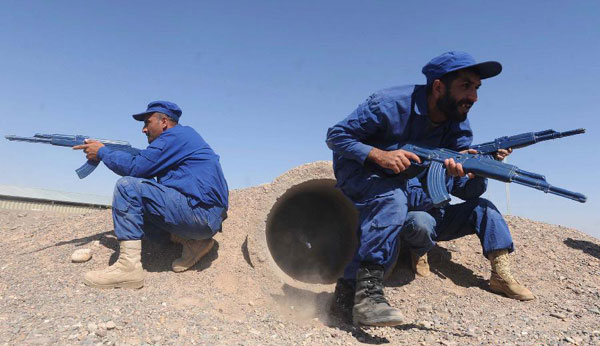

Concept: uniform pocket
[[358, 189, 407, 228]]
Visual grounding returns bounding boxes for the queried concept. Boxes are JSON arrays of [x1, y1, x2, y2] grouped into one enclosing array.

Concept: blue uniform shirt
[[97, 125, 228, 210], [326, 84, 481, 202]]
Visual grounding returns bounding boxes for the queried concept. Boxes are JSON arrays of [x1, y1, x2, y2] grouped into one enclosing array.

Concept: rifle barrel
[[512, 173, 587, 203], [558, 128, 585, 137], [5, 135, 52, 144], [537, 128, 585, 142]]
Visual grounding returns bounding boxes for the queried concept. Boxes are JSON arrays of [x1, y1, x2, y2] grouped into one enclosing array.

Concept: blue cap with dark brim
[[132, 101, 182, 122], [422, 51, 502, 85]]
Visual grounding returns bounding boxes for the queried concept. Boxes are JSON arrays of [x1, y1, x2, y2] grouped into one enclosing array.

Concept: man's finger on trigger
[[408, 152, 421, 163]]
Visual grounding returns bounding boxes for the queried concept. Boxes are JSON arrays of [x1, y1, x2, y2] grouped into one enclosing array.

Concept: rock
[[550, 312, 567, 320], [418, 320, 434, 329], [106, 321, 116, 330], [71, 249, 92, 263], [25, 336, 55, 344], [424, 335, 436, 344], [87, 322, 98, 332], [564, 336, 576, 344], [417, 305, 433, 313]]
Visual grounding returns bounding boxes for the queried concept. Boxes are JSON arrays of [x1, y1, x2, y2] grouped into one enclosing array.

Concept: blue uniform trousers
[[342, 184, 408, 280], [401, 198, 514, 257], [112, 177, 224, 241]]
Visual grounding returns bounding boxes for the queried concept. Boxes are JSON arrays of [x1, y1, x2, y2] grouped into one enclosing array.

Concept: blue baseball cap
[[422, 51, 502, 85], [132, 101, 182, 122]]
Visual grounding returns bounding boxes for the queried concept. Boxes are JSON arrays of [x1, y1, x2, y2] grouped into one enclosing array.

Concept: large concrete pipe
[[248, 162, 358, 285]]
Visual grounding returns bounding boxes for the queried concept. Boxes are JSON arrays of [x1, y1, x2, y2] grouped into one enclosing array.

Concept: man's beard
[[436, 91, 471, 122]]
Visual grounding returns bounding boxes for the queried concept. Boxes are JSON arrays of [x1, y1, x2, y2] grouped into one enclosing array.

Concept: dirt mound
[[1, 161, 599, 345]]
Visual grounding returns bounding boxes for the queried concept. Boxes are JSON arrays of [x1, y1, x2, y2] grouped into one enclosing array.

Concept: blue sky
[[1, 1, 598, 238]]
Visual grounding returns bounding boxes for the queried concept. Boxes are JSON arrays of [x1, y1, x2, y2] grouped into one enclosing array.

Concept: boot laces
[[364, 280, 389, 305], [493, 253, 515, 283]]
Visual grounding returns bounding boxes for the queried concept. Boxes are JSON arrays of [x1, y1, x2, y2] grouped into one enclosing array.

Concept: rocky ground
[[1, 164, 599, 345]]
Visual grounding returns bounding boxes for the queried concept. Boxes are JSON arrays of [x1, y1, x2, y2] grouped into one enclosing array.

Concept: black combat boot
[[329, 278, 355, 323], [352, 264, 404, 326]]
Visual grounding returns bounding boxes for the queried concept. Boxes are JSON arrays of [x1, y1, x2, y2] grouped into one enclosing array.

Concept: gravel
[[1, 161, 599, 345]]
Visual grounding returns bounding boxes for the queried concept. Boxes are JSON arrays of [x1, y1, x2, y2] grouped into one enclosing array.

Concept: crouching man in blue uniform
[[74, 101, 228, 289], [326, 51, 532, 326]]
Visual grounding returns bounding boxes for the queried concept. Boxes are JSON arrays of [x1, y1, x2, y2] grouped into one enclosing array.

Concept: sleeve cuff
[[355, 144, 374, 164], [97, 146, 109, 161]]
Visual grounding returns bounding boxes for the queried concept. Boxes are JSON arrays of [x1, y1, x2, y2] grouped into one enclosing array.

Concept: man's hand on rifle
[[445, 149, 478, 179], [73, 139, 104, 162], [368, 147, 421, 174], [494, 148, 512, 161]]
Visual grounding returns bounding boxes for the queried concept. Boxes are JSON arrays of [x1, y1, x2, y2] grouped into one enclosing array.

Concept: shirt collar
[[414, 85, 449, 129], [413, 85, 428, 116]]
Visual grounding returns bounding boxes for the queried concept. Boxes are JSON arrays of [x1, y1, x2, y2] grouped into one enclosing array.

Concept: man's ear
[[432, 79, 445, 98], [161, 116, 169, 130]]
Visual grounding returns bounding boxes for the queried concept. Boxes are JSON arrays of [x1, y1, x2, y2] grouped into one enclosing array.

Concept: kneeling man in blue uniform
[[75, 101, 228, 289], [326, 51, 533, 326]]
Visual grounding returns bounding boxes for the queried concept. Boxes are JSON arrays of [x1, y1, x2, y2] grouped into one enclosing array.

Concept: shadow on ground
[[103, 237, 220, 273], [564, 237, 600, 260], [271, 284, 393, 344], [23, 230, 114, 255], [428, 246, 487, 289], [386, 245, 487, 290]]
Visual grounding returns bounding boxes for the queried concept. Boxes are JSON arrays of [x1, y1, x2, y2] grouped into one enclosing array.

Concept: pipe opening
[[266, 179, 358, 284]]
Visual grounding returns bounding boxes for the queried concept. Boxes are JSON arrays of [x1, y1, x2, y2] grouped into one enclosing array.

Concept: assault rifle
[[5, 133, 141, 179], [471, 128, 585, 155], [400, 144, 587, 207]]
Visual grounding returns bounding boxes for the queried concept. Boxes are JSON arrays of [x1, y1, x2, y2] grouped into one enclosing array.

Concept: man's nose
[[467, 89, 478, 103]]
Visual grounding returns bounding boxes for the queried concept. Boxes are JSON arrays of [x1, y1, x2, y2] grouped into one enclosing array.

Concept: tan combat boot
[[171, 234, 215, 272], [411, 251, 431, 277], [83, 240, 145, 289], [488, 250, 534, 301]]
